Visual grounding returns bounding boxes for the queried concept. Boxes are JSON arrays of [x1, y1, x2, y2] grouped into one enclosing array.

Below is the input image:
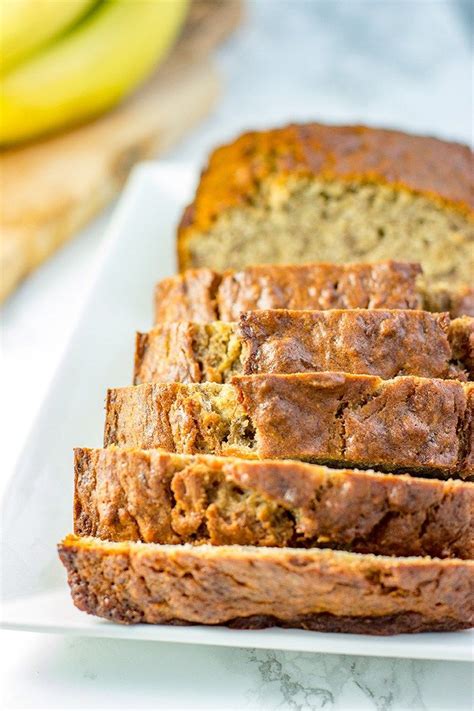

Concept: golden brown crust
[[58, 535, 474, 632], [135, 322, 205, 385], [154, 261, 423, 323], [235, 374, 473, 477], [74, 448, 474, 558], [177, 124, 473, 269], [241, 310, 472, 380], [134, 310, 473, 385], [154, 267, 220, 323], [104, 374, 474, 478], [216, 262, 424, 320]]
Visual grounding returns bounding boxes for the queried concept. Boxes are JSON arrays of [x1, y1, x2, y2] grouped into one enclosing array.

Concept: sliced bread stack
[[59, 260, 474, 635]]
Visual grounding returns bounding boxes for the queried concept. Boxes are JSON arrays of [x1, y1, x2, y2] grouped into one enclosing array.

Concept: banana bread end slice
[[58, 535, 474, 632]]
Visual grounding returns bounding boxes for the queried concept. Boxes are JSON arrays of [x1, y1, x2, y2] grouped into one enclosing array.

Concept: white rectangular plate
[[2, 163, 472, 661]]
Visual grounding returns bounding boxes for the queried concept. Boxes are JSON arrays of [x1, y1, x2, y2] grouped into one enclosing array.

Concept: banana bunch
[[0, 0, 189, 145]]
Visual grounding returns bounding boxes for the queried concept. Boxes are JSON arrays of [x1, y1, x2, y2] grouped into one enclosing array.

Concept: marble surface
[[1, 632, 473, 709], [1, 1, 473, 708]]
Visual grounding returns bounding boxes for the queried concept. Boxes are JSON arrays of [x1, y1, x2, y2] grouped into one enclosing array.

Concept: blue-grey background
[[173, 0, 473, 166]]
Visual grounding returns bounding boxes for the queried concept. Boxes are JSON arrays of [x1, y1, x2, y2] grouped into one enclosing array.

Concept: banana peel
[[0, 0, 243, 302], [0, 0, 189, 145], [0, 0, 99, 74]]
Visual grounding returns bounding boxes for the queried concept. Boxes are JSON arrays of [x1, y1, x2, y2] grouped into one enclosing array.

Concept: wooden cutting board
[[0, 0, 242, 302]]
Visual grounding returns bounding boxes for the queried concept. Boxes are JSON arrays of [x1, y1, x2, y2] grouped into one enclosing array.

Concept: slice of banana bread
[[104, 373, 473, 478], [176, 123, 473, 293], [58, 535, 474, 633], [74, 448, 474, 558], [134, 310, 473, 384], [155, 262, 473, 322], [154, 261, 424, 323]]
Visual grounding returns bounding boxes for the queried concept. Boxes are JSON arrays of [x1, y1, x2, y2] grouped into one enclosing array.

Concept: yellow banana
[[0, 0, 189, 145], [1, 0, 99, 74]]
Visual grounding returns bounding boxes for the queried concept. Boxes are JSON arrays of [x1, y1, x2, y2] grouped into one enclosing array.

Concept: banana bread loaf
[[74, 448, 474, 558], [104, 373, 474, 477], [155, 262, 473, 322], [176, 123, 473, 293], [135, 310, 473, 385], [58, 535, 474, 633]]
